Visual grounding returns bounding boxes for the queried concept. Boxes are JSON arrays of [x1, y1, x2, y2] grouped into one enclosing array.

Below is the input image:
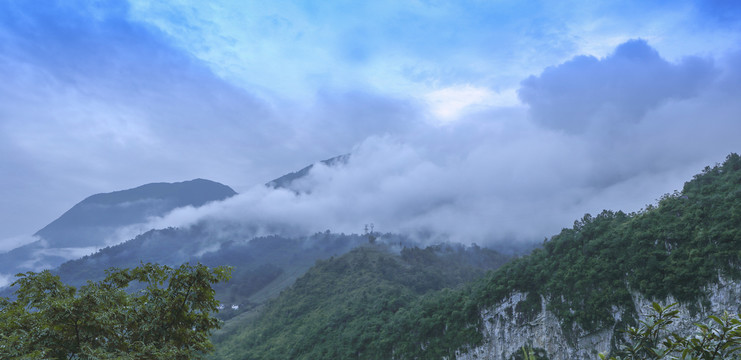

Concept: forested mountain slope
[[447, 153, 740, 359], [49, 229, 385, 320], [210, 243, 510, 359], [454, 154, 741, 359], [210, 153, 741, 359]]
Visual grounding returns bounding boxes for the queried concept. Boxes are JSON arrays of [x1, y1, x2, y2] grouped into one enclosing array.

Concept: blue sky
[[1, 0, 740, 250]]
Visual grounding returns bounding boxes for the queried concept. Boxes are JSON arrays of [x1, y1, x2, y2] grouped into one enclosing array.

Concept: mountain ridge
[[35, 178, 237, 245], [266, 154, 350, 191], [207, 153, 741, 359], [0, 178, 236, 281]]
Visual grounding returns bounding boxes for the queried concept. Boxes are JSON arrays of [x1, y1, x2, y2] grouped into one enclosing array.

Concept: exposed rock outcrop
[[456, 277, 741, 360]]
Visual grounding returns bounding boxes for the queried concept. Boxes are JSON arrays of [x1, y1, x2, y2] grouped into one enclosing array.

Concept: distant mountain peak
[[72, 178, 236, 209], [0, 179, 236, 277], [35, 179, 236, 242], [266, 154, 350, 191]]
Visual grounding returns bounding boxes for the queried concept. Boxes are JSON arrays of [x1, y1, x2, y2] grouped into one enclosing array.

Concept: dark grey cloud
[[518, 39, 717, 133]]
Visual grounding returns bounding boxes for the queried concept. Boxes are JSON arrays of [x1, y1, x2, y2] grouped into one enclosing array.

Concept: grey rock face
[[456, 277, 741, 360]]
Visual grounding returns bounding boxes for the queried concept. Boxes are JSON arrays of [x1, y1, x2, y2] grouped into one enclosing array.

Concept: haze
[[2, 1, 740, 251]]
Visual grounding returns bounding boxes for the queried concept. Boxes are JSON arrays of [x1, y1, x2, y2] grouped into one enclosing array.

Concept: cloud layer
[[141, 42, 741, 247], [1, 1, 740, 253], [519, 39, 717, 133]]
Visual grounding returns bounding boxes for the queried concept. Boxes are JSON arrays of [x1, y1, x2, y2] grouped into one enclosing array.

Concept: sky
[[1, 0, 740, 251]]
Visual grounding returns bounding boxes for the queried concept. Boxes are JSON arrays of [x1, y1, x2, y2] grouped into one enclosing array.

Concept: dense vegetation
[[0, 263, 230, 359], [400, 153, 741, 356], [211, 153, 741, 358], [2, 154, 737, 359], [603, 302, 741, 359], [28, 230, 379, 319], [474, 153, 741, 336], [210, 244, 509, 359]]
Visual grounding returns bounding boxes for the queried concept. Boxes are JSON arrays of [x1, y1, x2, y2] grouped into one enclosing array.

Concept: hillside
[[49, 229, 390, 318], [265, 154, 350, 192], [424, 153, 740, 358], [0, 179, 236, 278], [210, 243, 510, 359], [35, 178, 236, 246], [209, 153, 741, 359]]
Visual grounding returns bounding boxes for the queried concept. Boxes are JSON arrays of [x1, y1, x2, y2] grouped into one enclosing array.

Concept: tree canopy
[[602, 302, 741, 360], [209, 153, 741, 359], [0, 263, 231, 359]]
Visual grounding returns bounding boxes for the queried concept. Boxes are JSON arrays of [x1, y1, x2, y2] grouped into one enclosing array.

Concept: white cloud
[[2, 0, 741, 256], [0, 273, 14, 288], [0, 235, 39, 253], [423, 85, 520, 123], [132, 40, 741, 249]]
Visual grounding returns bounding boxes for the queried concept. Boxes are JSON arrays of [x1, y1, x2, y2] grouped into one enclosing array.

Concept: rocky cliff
[[456, 277, 741, 360]]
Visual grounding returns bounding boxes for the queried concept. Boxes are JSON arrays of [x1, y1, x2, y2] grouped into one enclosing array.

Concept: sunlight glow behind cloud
[[423, 85, 520, 123], [1, 0, 740, 252]]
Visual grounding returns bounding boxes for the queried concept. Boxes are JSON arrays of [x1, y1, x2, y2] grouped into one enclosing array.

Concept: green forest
[[2, 154, 739, 359], [0, 263, 231, 359], [210, 244, 509, 359], [211, 153, 741, 359]]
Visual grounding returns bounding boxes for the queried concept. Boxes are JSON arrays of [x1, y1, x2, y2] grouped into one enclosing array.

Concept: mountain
[[455, 154, 741, 359], [3, 154, 739, 359], [49, 228, 389, 317], [207, 153, 741, 359], [266, 154, 350, 192], [210, 243, 510, 359], [0, 179, 236, 277], [35, 178, 236, 247], [0, 155, 514, 350], [1, 153, 348, 280], [2, 223, 469, 328]]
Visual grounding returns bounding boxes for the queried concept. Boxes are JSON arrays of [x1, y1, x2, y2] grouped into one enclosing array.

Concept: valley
[[2, 154, 739, 359]]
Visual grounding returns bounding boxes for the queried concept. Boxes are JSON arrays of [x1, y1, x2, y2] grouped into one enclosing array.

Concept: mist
[[1, 0, 740, 255], [137, 42, 741, 248]]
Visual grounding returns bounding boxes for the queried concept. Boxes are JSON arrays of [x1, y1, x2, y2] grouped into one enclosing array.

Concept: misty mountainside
[[36, 178, 236, 245], [209, 243, 511, 360], [2, 218, 449, 323], [0, 179, 236, 278], [51, 228, 385, 313], [266, 154, 350, 192], [207, 153, 741, 360]]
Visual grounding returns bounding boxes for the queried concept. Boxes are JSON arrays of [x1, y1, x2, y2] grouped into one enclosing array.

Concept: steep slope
[[35, 178, 236, 247], [208, 153, 741, 359], [266, 154, 349, 192], [210, 244, 510, 360], [0, 179, 236, 276], [433, 153, 741, 359], [50, 228, 380, 314]]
